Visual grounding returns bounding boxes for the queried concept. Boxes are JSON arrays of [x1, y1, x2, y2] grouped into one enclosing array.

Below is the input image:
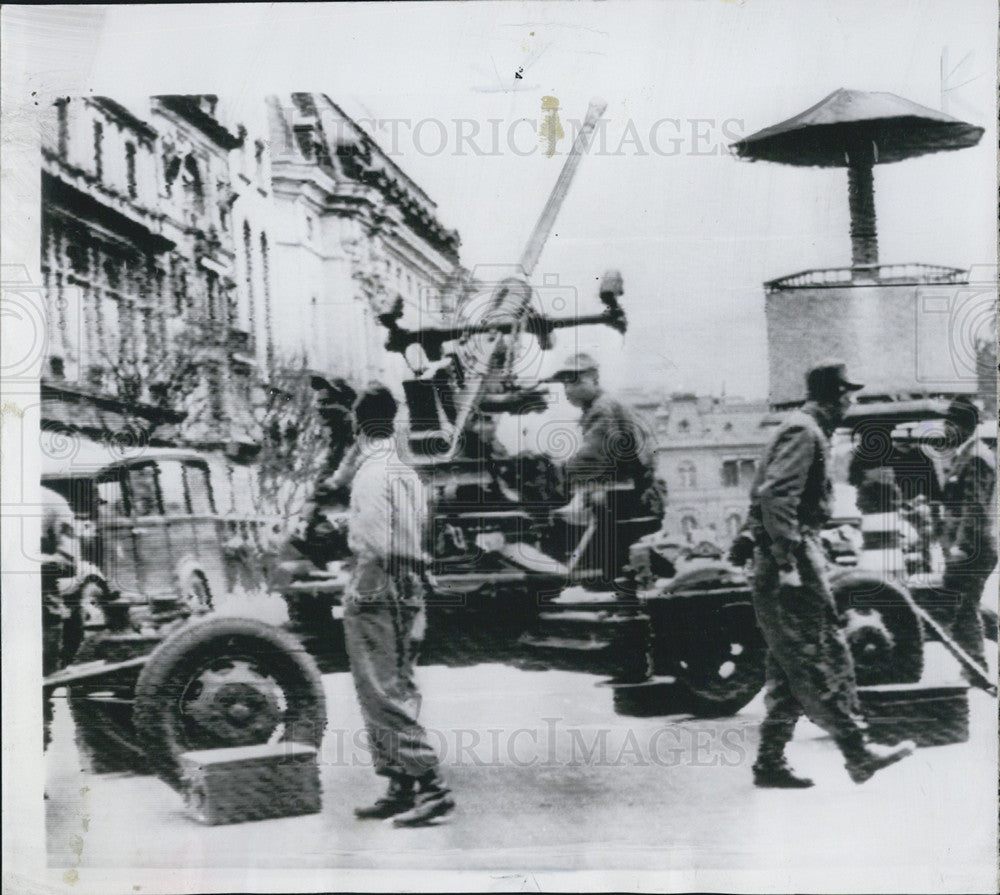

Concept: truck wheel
[[832, 574, 924, 685], [668, 603, 766, 717], [134, 616, 326, 790]]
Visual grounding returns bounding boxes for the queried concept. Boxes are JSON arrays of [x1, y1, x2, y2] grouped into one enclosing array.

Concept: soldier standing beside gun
[[746, 361, 915, 788], [550, 353, 665, 578], [940, 395, 997, 675], [340, 385, 455, 826]]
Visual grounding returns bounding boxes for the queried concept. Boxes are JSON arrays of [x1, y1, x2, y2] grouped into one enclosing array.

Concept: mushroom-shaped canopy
[[732, 88, 984, 167]]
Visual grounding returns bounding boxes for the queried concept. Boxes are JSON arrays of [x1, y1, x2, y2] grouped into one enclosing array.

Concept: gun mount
[[371, 99, 630, 461], [378, 271, 627, 362]]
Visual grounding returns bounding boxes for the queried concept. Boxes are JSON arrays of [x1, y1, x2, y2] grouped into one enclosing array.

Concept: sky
[[3, 1, 997, 399]]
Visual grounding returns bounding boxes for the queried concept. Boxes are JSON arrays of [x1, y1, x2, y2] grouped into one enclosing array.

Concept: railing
[[766, 263, 968, 291]]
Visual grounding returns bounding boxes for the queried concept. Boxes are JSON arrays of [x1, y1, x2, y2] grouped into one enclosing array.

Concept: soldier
[[550, 353, 665, 577], [940, 395, 997, 674], [747, 360, 915, 788], [340, 384, 455, 826]]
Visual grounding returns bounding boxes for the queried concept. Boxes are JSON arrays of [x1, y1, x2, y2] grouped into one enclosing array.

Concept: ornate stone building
[[40, 92, 463, 455], [40, 95, 269, 450], [265, 93, 462, 388], [652, 394, 770, 542]]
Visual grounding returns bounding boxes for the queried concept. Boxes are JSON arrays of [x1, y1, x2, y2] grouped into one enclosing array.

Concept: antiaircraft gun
[[276, 99, 769, 716], [276, 99, 930, 718]]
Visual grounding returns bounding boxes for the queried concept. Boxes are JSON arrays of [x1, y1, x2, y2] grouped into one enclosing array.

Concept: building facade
[[265, 93, 462, 388], [40, 94, 262, 449], [39, 92, 462, 453], [653, 394, 770, 542]]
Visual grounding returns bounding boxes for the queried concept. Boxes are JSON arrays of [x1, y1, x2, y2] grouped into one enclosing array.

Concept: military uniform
[[568, 393, 664, 507], [941, 433, 997, 669], [564, 391, 666, 579], [748, 402, 868, 766]]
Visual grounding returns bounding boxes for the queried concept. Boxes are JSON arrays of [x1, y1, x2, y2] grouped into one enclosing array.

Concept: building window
[[182, 154, 204, 214], [260, 232, 274, 371], [725, 513, 742, 539], [93, 120, 104, 179], [721, 460, 738, 487], [56, 99, 69, 157], [722, 458, 757, 487], [164, 154, 181, 197], [125, 142, 137, 198], [681, 514, 699, 539], [305, 212, 315, 242], [678, 460, 697, 489], [677, 418, 690, 434]]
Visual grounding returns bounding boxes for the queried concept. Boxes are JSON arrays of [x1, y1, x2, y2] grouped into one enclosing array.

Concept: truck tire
[[671, 603, 767, 717], [831, 571, 924, 685], [134, 616, 326, 790], [647, 597, 766, 718]]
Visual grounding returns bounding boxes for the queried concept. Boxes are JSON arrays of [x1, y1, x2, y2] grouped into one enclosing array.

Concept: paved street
[[45, 634, 997, 891]]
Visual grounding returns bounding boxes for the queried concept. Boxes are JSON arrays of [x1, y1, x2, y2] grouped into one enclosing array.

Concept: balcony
[[766, 263, 968, 292]]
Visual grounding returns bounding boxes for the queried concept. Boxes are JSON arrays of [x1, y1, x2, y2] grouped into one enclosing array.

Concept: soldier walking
[[747, 361, 915, 788], [940, 395, 997, 674], [339, 385, 455, 826]]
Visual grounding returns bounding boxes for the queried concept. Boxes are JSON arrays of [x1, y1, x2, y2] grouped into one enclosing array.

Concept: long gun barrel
[[384, 99, 615, 460], [518, 99, 608, 277]]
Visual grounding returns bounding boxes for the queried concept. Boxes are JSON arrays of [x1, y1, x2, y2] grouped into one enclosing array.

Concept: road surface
[[44, 636, 997, 892]]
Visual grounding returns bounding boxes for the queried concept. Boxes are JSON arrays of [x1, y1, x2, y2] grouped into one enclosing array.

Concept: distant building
[[655, 394, 770, 542], [265, 93, 462, 387]]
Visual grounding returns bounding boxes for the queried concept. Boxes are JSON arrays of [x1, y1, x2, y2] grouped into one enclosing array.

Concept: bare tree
[[250, 355, 337, 524], [98, 314, 221, 443]]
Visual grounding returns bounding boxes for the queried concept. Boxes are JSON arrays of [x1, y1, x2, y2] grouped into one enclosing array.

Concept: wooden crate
[[179, 742, 321, 825], [858, 682, 970, 748]]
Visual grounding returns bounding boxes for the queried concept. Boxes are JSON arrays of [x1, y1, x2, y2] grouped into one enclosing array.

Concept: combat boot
[[753, 757, 814, 789], [840, 734, 916, 784], [391, 770, 455, 827], [354, 776, 415, 820], [752, 725, 810, 788]]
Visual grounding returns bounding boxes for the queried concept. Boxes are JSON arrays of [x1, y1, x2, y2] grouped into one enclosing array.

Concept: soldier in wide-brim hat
[[744, 360, 915, 788]]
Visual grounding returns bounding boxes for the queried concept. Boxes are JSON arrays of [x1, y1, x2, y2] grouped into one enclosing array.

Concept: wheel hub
[[182, 661, 285, 746], [843, 609, 895, 682]]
